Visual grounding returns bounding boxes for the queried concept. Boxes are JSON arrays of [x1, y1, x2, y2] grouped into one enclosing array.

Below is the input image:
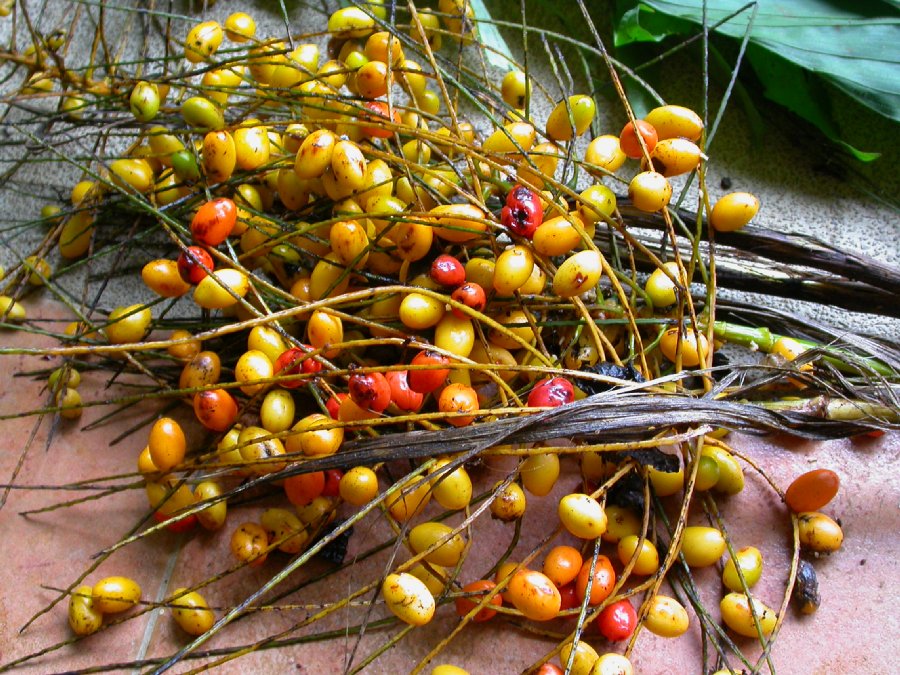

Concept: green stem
[[754, 397, 899, 423], [712, 321, 895, 378]]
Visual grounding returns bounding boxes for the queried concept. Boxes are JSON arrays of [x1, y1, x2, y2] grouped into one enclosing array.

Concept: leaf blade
[[637, 0, 900, 122]]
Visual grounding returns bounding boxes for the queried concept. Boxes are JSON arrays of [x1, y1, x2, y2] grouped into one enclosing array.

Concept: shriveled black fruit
[[581, 362, 646, 395]]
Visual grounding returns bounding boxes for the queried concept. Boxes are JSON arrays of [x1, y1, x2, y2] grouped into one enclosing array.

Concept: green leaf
[[470, 0, 515, 70], [747, 45, 881, 161], [635, 0, 900, 123], [613, 44, 666, 118], [614, 5, 669, 46], [615, 0, 897, 160]]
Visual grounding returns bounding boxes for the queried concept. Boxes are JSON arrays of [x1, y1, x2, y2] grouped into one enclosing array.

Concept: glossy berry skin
[[322, 469, 343, 497], [720, 593, 775, 638], [508, 570, 561, 621], [628, 171, 672, 213], [385, 370, 424, 412], [681, 526, 726, 567], [382, 573, 435, 626], [455, 579, 502, 622], [177, 246, 214, 284], [536, 665, 564, 675], [644, 105, 703, 142], [450, 282, 487, 319], [557, 582, 580, 613], [68, 585, 103, 636], [430, 254, 466, 288], [284, 471, 325, 507], [798, 511, 843, 552], [710, 192, 759, 232], [527, 377, 574, 408], [721, 546, 763, 592], [193, 389, 238, 432], [348, 370, 392, 412], [142, 259, 191, 298], [438, 383, 479, 427], [644, 595, 691, 637], [191, 197, 237, 246], [408, 350, 450, 393], [560, 642, 600, 675], [153, 509, 197, 533], [361, 100, 401, 138], [148, 417, 186, 472], [784, 469, 839, 513], [325, 392, 347, 419], [598, 599, 638, 642], [92, 576, 142, 614], [575, 555, 616, 605], [339, 466, 379, 506], [501, 184, 543, 239], [273, 346, 322, 388], [542, 545, 583, 587], [619, 120, 658, 159], [559, 493, 607, 540], [170, 588, 215, 636], [230, 522, 269, 567]]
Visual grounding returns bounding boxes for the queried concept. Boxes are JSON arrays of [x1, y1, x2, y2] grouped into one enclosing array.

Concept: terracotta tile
[[1, 310, 898, 674]]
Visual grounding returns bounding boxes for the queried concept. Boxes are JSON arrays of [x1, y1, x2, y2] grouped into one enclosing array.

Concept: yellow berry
[[628, 171, 672, 212], [409, 522, 466, 567], [92, 576, 142, 614], [558, 493, 607, 539], [720, 592, 777, 638], [644, 595, 690, 638], [170, 589, 215, 636], [185, 21, 223, 63], [382, 572, 435, 626], [710, 192, 760, 232], [546, 95, 596, 141], [68, 585, 103, 636], [680, 526, 726, 567]]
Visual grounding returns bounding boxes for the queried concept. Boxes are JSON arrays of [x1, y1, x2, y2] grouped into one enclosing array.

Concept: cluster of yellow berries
[[3, 4, 852, 674], [67, 575, 213, 639]]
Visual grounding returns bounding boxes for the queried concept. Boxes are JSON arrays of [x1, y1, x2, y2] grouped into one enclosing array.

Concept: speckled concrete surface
[[0, 1, 897, 674], [1, 2, 897, 329]]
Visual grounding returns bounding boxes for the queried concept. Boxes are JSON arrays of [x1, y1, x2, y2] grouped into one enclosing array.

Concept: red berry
[[284, 471, 325, 507], [619, 120, 658, 159], [454, 579, 502, 622], [536, 666, 564, 675], [527, 377, 574, 408], [193, 389, 239, 432], [322, 469, 343, 497], [152, 510, 197, 533], [597, 599, 638, 641], [348, 370, 392, 412], [274, 346, 322, 389], [298, 346, 324, 374], [177, 246, 214, 284], [575, 555, 616, 606], [450, 282, 487, 319], [325, 393, 347, 419], [784, 469, 840, 513], [361, 100, 401, 139], [385, 369, 424, 412], [438, 383, 479, 427], [191, 197, 237, 246], [558, 582, 580, 613], [407, 350, 451, 394], [500, 184, 543, 238], [430, 254, 466, 288]]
